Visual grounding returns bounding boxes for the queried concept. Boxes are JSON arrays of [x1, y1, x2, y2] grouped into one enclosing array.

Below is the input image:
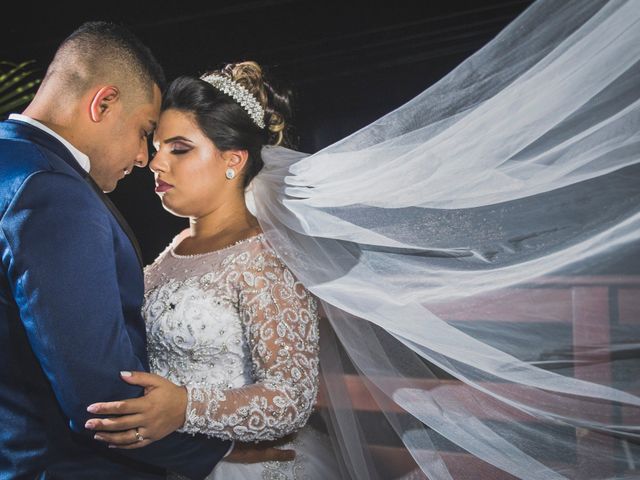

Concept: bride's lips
[[155, 179, 174, 193]]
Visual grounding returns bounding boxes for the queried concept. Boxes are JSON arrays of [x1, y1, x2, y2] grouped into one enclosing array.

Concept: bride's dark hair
[[161, 61, 293, 188]]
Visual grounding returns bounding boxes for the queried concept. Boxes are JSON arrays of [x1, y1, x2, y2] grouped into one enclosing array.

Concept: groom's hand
[[84, 371, 187, 449]]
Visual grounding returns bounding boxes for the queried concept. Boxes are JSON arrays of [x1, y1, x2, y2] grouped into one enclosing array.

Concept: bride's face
[[149, 109, 231, 218]]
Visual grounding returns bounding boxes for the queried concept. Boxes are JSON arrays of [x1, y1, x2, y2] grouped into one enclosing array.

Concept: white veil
[[247, 0, 640, 478]]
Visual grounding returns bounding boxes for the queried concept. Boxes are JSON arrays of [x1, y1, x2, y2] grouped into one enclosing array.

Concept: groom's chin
[[101, 182, 118, 193], [87, 172, 119, 193], [98, 177, 120, 194]]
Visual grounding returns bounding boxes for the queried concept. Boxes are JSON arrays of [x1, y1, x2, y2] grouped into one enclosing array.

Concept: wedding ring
[[135, 428, 144, 442]]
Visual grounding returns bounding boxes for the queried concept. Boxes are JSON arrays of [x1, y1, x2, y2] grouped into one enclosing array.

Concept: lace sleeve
[[180, 249, 320, 442]]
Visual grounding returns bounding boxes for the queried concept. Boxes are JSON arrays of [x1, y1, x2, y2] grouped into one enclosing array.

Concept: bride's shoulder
[[144, 229, 189, 271], [236, 233, 287, 269]]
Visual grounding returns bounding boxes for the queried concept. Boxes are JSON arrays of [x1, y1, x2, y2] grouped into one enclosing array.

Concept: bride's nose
[[149, 150, 167, 173]]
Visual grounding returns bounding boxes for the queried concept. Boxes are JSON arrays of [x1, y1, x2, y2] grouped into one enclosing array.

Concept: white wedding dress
[[143, 230, 341, 479], [139, 2, 640, 478]]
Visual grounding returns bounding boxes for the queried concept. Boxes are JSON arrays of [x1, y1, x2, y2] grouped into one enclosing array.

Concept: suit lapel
[[84, 175, 144, 269]]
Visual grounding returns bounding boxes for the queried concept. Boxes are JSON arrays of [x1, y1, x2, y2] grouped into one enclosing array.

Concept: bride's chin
[[160, 201, 190, 218]]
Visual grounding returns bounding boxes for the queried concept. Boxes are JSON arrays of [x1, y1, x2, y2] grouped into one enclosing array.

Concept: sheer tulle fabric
[[246, 1, 640, 478]]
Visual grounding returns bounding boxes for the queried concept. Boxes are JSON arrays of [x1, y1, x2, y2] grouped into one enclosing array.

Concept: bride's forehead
[[159, 109, 196, 125], [157, 111, 202, 134]]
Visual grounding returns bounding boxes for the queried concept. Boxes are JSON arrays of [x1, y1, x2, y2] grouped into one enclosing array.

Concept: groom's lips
[[155, 179, 174, 193]]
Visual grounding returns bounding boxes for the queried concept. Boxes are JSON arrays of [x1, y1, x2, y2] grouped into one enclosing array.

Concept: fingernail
[[120, 371, 132, 377], [85, 421, 95, 429], [94, 434, 105, 441], [87, 404, 99, 413]]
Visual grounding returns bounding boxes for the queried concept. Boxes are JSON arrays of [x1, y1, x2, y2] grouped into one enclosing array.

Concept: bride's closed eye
[[170, 142, 192, 155]]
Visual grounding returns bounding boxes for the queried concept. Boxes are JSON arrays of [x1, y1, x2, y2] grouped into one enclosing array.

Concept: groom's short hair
[[43, 21, 165, 105]]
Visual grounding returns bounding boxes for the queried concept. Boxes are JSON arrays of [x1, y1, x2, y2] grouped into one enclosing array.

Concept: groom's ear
[[89, 86, 120, 123]]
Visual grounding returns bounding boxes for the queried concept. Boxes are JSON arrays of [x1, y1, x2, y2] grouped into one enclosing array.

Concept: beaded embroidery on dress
[[143, 231, 340, 479]]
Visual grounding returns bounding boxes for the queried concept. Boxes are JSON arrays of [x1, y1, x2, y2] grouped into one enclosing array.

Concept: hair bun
[[220, 61, 293, 147]]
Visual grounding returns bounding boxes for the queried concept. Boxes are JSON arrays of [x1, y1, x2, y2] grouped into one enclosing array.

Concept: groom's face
[[91, 85, 162, 192]]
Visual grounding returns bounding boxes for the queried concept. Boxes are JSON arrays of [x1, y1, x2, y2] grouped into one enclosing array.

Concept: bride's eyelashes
[[169, 142, 192, 155], [170, 148, 191, 155]]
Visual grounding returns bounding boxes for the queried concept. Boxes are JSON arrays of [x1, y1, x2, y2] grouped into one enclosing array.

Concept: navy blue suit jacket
[[0, 120, 230, 479]]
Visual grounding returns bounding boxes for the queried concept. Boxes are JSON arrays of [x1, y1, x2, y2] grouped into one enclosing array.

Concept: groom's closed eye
[[147, 137, 157, 160], [142, 120, 156, 140]]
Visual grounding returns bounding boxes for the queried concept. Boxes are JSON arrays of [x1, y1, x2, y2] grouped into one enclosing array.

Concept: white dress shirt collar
[[9, 113, 91, 173]]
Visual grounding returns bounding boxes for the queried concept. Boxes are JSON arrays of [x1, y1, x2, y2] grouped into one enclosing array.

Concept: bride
[[87, 62, 341, 478], [87, 0, 640, 478]]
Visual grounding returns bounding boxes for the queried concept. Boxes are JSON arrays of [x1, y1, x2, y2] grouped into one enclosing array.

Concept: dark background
[[1, 0, 534, 263]]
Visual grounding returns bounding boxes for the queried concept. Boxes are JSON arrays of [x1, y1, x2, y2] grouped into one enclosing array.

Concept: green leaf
[[0, 79, 41, 104], [0, 60, 40, 116], [0, 61, 34, 84], [0, 94, 36, 116]]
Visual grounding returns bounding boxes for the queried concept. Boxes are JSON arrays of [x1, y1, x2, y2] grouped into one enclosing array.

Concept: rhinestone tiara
[[200, 73, 266, 129]]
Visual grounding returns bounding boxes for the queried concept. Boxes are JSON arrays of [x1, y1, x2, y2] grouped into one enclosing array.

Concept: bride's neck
[[188, 194, 259, 240]]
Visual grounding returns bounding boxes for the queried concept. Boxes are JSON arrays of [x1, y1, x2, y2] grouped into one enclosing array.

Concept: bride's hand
[[84, 371, 187, 449]]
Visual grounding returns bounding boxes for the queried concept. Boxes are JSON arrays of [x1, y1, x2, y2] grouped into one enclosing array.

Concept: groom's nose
[[134, 141, 149, 169]]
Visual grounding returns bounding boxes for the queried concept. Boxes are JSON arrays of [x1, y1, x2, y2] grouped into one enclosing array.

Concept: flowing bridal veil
[[246, 0, 640, 478]]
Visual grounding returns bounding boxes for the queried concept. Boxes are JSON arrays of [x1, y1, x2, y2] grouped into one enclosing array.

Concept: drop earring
[[225, 168, 236, 180]]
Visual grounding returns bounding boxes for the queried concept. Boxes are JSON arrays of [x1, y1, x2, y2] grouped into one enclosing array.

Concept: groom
[[0, 22, 244, 479]]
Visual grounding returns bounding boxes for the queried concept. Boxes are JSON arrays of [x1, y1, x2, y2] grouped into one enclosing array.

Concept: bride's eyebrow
[[162, 136, 194, 144]]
